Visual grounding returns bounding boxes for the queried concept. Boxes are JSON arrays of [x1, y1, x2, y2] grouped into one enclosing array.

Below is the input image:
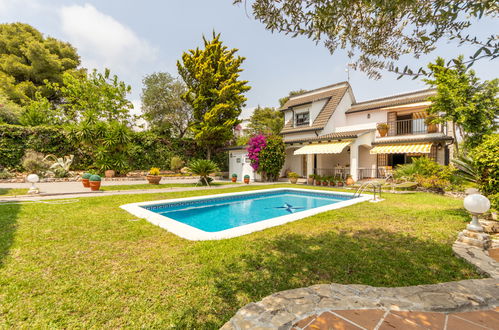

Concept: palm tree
[[452, 154, 480, 184], [188, 159, 219, 186]]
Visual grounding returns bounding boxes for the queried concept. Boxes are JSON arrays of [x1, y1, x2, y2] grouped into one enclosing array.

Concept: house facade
[[228, 81, 453, 182]]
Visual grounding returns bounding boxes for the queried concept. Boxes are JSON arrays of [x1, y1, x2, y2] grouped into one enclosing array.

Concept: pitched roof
[[280, 83, 349, 134], [284, 129, 373, 144], [347, 88, 436, 114]]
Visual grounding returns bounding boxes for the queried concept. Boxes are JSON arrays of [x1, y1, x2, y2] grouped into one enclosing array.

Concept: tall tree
[[247, 106, 283, 135], [141, 72, 193, 137], [0, 92, 22, 124], [0, 23, 81, 104], [177, 32, 250, 159], [424, 56, 499, 154], [233, 1, 498, 78], [278, 89, 307, 107]]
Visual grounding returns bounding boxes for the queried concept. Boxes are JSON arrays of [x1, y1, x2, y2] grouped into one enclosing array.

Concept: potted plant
[[376, 122, 390, 137], [231, 173, 238, 183], [337, 176, 344, 187], [287, 172, 300, 184], [346, 174, 355, 186], [89, 174, 101, 191], [308, 174, 314, 185], [243, 174, 250, 184], [425, 115, 438, 133], [329, 177, 336, 187], [82, 172, 92, 187], [146, 167, 162, 184], [315, 175, 321, 186], [322, 176, 329, 186]]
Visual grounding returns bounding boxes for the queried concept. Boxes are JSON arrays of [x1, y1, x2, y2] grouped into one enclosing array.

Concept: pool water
[[142, 189, 353, 232]]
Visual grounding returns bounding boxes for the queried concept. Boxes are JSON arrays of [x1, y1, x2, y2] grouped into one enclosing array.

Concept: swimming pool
[[120, 188, 370, 240]]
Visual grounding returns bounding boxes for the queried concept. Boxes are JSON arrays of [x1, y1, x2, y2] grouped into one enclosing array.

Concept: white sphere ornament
[[464, 194, 490, 214], [27, 174, 40, 183]]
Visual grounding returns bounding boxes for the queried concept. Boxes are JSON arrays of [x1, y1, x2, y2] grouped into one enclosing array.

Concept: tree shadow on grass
[[207, 229, 480, 324], [0, 188, 13, 195], [0, 202, 21, 268]]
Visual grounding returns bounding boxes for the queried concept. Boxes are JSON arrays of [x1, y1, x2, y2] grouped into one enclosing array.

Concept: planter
[[377, 127, 388, 137], [427, 123, 438, 133], [307, 178, 314, 185], [89, 181, 101, 191], [82, 179, 90, 188], [105, 170, 115, 178], [329, 182, 336, 187], [146, 175, 162, 184], [337, 182, 344, 187], [244, 178, 250, 184], [231, 177, 237, 183], [346, 176, 355, 185], [289, 177, 298, 184], [315, 180, 321, 185], [322, 181, 328, 186]]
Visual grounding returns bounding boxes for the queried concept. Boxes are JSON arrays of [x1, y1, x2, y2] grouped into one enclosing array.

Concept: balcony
[[377, 118, 443, 137]]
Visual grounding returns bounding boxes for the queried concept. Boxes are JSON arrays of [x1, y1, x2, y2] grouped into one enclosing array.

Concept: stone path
[[293, 308, 499, 329]]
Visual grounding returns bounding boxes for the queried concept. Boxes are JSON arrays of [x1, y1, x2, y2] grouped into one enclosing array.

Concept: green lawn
[[100, 181, 238, 191], [0, 188, 28, 196], [0, 185, 480, 328]]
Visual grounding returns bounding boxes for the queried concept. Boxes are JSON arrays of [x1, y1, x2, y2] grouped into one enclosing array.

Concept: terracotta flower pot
[[377, 128, 388, 137], [244, 178, 250, 184], [427, 123, 438, 133], [231, 177, 237, 182], [89, 181, 101, 191], [82, 179, 90, 188], [346, 176, 355, 186], [146, 175, 161, 184], [105, 170, 115, 178], [307, 178, 314, 185], [289, 177, 298, 184], [337, 182, 344, 187], [315, 180, 321, 185], [322, 181, 328, 186]]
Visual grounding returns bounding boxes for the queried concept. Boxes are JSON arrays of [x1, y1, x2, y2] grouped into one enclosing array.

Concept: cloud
[[59, 3, 157, 72]]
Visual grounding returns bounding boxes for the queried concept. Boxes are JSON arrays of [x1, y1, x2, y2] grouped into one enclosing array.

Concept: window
[[295, 112, 310, 126]]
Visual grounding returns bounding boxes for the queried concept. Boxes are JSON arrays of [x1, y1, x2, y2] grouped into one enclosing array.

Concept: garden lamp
[[27, 174, 40, 194], [463, 193, 490, 232]]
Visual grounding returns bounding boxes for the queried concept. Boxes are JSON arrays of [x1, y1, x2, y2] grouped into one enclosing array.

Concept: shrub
[[21, 150, 50, 175], [170, 156, 184, 172], [89, 174, 101, 181], [45, 154, 74, 178], [0, 168, 13, 179], [149, 167, 161, 176], [244, 175, 250, 179], [82, 173, 92, 179], [287, 172, 300, 178], [188, 159, 219, 186], [231, 173, 237, 178], [258, 135, 286, 182], [472, 134, 499, 210]]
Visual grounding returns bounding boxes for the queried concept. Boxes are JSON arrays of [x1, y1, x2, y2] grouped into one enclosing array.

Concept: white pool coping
[[120, 188, 371, 241]]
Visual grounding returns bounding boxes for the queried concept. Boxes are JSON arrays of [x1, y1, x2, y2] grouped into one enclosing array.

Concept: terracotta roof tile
[[347, 89, 436, 113]]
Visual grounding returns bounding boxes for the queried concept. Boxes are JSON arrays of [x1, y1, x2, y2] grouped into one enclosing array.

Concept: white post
[[350, 145, 358, 181], [306, 154, 314, 177]]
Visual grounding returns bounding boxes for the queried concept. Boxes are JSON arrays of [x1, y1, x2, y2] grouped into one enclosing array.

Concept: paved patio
[[293, 308, 499, 329]]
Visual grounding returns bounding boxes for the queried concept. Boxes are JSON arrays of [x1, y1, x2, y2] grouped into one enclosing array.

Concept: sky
[[1, 0, 498, 119]]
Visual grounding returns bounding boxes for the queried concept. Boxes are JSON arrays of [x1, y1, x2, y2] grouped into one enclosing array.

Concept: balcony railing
[[377, 118, 443, 137]]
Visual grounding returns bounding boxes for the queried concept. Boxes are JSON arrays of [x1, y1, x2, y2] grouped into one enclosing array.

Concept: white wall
[[339, 109, 386, 132], [323, 89, 353, 133], [228, 149, 260, 182], [282, 147, 305, 176]]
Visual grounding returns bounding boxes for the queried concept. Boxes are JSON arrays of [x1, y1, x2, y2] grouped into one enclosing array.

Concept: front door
[[392, 154, 405, 167]]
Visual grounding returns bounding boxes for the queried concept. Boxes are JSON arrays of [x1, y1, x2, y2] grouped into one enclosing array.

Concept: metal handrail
[[377, 118, 442, 137], [353, 181, 382, 201]]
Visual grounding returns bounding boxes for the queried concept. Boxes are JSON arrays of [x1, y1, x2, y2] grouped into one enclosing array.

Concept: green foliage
[[177, 32, 251, 158], [0, 168, 13, 179], [19, 92, 59, 126], [45, 154, 74, 178], [148, 167, 161, 176], [82, 173, 92, 180], [258, 135, 285, 182], [247, 106, 284, 135], [141, 72, 193, 137], [287, 172, 299, 178], [0, 23, 81, 104], [244, 175, 250, 179], [21, 150, 50, 175], [472, 134, 499, 210], [187, 159, 219, 186], [234, 1, 497, 78], [235, 135, 250, 146], [89, 174, 101, 182], [0, 93, 22, 124], [169, 156, 184, 172], [231, 173, 238, 178], [452, 154, 480, 184], [425, 56, 499, 152]]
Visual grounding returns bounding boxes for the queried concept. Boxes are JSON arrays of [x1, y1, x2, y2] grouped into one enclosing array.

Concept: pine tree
[[177, 32, 250, 159]]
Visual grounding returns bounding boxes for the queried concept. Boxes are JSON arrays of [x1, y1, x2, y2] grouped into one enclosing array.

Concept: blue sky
[[1, 0, 498, 118]]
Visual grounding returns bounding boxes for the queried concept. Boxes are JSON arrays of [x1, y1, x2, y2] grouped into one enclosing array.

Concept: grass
[[100, 181, 238, 191], [0, 184, 481, 328], [0, 188, 29, 196]]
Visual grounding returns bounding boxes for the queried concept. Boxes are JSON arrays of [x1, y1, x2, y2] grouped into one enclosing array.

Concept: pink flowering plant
[[247, 134, 267, 171]]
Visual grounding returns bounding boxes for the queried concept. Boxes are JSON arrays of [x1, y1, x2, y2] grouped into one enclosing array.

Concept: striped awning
[[370, 143, 432, 154], [294, 141, 352, 155]]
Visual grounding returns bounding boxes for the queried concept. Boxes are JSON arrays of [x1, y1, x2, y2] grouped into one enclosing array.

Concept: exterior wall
[[323, 89, 353, 133], [282, 147, 305, 177], [228, 149, 261, 182], [341, 109, 386, 132], [284, 99, 328, 129]]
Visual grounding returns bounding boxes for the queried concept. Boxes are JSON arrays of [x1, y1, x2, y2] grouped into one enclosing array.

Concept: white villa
[[228, 81, 454, 182]]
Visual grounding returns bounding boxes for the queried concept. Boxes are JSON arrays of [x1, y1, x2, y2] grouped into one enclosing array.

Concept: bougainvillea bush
[[259, 135, 286, 181], [247, 134, 266, 171]]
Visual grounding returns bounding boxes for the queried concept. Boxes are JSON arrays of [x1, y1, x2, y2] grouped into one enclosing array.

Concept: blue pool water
[[142, 190, 354, 232]]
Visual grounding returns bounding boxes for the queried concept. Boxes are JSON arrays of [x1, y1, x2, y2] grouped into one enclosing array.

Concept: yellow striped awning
[[370, 143, 432, 154], [294, 141, 352, 155]]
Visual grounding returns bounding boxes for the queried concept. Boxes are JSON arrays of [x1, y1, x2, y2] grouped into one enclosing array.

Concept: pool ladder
[[353, 181, 382, 201]]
